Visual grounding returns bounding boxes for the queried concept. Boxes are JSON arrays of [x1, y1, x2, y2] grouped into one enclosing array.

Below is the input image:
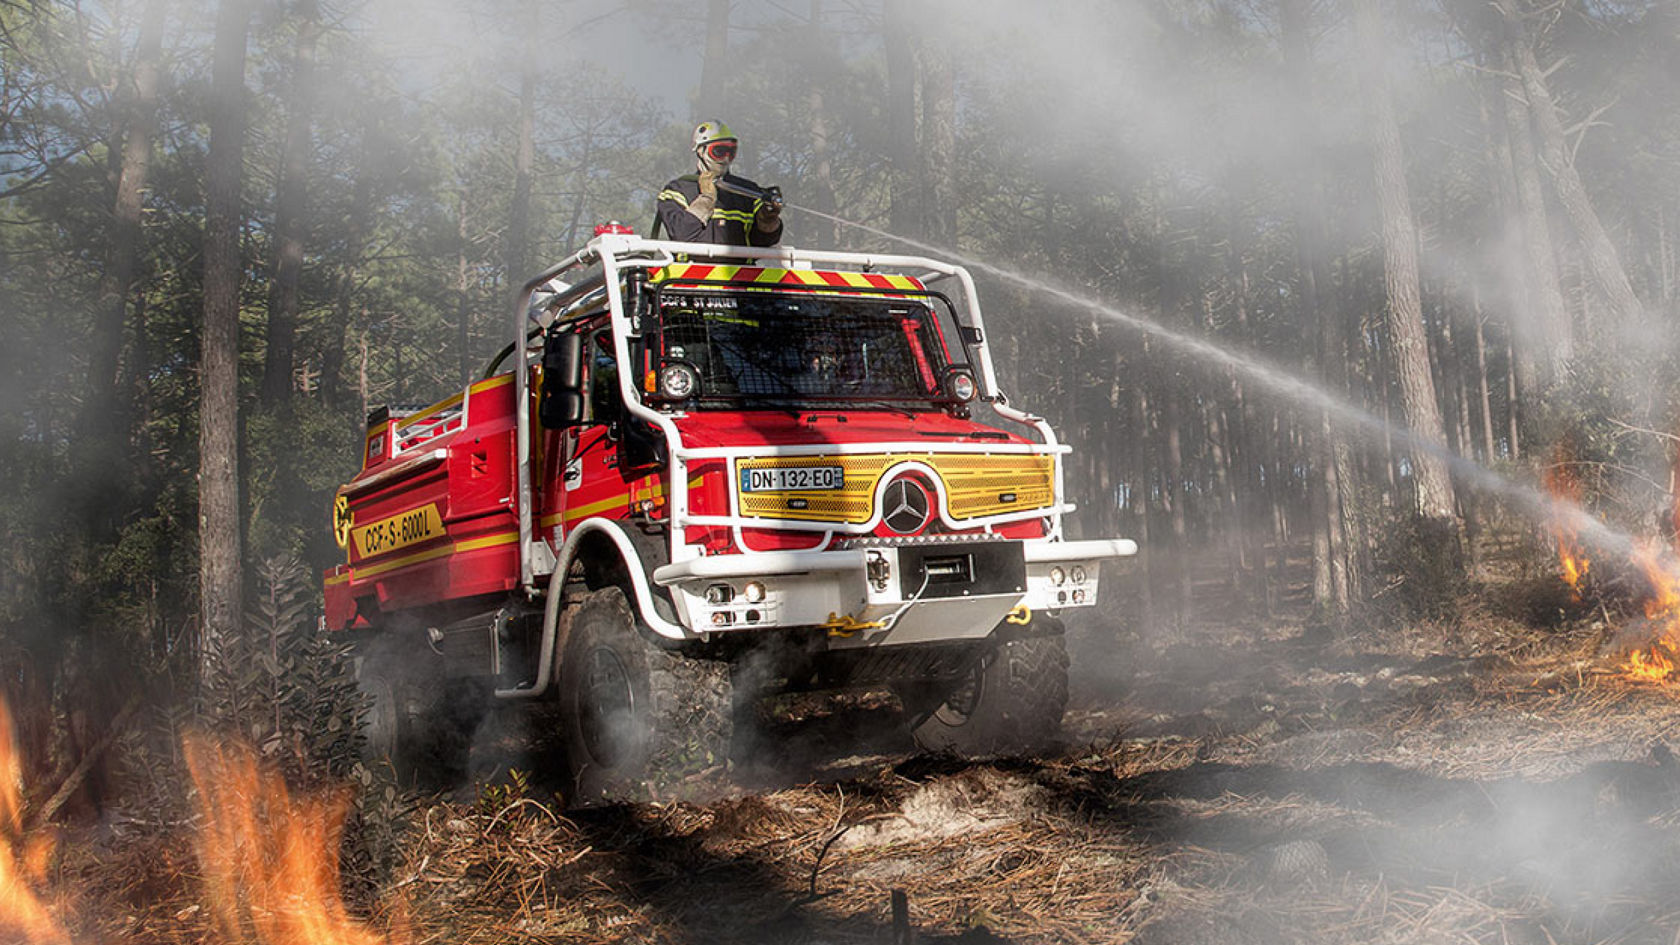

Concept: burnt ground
[[46, 549, 1680, 945]]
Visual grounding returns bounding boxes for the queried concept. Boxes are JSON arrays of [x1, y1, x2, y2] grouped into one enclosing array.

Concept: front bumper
[[651, 537, 1137, 649]]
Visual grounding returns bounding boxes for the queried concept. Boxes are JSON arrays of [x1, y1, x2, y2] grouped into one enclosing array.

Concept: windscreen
[[651, 285, 961, 408]]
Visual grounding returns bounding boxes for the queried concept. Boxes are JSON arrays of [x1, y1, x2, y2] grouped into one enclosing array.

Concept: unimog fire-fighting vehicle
[[323, 230, 1137, 802]]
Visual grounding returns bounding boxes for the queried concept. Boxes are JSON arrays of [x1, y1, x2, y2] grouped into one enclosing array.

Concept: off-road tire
[[906, 621, 1068, 756], [557, 587, 732, 804], [355, 633, 477, 789]]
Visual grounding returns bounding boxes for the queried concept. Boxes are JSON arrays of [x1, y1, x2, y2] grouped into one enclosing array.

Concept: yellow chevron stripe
[[650, 264, 924, 294]]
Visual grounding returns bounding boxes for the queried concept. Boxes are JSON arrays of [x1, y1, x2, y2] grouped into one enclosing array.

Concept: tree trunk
[[1496, 0, 1642, 329], [1353, 0, 1458, 527], [1660, 205, 1674, 309], [1376, 334, 1398, 491], [322, 140, 373, 409], [88, 0, 166, 435], [507, 63, 535, 298], [198, 0, 252, 674], [1330, 258, 1370, 600], [919, 39, 956, 246], [883, 0, 918, 238], [697, 0, 730, 120], [562, 127, 596, 247], [1201, 295, 1241, 591], [260, 0, 319, 409], [1224, 220, 1261, 583], [1267, 412, 1290, 611], [1129, 353, 1155, 624], [805, 0, 838, 247], [1505, 336, 1522, 460], [1494, 35, 1571, 387], [1281, 0, 1355, 616], [1473, 306, 1495, 461], [1161, 377, 1191, 621]]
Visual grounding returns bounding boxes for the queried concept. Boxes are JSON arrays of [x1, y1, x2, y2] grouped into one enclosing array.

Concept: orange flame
[[184, 736, 399, 945], [1538, 440, 1680, 685], [1541, 450, 1591, 599], [1632, 540, 1680, 626], [0, 698, 71, 944], [1626, 645, 1677, 683], [1624, 541, 1680, 686]]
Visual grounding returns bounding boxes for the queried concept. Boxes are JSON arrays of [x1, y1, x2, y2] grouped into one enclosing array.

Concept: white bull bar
[[652, 537, 1138, 649]]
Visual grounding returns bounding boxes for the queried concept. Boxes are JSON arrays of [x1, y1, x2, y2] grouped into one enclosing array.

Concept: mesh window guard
[[655, 289, 955, 406]]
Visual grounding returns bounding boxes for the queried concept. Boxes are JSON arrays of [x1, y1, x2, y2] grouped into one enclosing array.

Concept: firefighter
[[657, 121, 783, 246]]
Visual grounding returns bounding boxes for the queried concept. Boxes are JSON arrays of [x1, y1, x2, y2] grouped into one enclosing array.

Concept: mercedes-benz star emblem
[[882, 478, 931, 534]]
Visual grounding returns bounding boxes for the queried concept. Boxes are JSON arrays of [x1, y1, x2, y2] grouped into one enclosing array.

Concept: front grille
[[733, 452, 1055, 525]]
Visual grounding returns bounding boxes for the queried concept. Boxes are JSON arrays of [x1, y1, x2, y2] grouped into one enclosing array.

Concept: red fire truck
[[323, 230, 1136, 802]]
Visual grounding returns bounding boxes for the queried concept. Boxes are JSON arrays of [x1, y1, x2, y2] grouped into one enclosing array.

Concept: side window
[[588, 330, 621, 423]]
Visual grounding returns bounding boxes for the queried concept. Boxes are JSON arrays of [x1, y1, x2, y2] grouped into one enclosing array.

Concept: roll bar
[[510, 234, 1058, 596]]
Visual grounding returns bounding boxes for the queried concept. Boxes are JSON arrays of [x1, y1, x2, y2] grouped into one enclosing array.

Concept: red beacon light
[[594, 221, 635, 236]]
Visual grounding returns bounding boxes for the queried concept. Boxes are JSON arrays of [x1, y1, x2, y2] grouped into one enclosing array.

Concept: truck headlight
[[945, 369, 977, 402], [659, 363, 699, 399]]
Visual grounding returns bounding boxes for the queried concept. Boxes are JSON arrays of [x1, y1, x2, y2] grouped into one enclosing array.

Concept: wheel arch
[[497, 518, 692, 700]]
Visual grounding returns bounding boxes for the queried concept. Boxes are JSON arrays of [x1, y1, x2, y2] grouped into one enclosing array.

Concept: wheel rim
[[934, 659, 986, 727], [362, 674, 400, 759], [577, 646, 636, 767]]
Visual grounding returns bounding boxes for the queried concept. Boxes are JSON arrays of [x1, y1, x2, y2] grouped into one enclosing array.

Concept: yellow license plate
[[352, 503, 444, 558]]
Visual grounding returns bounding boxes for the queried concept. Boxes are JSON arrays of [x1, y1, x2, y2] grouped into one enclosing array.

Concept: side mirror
[[538, 330, 584, 429]]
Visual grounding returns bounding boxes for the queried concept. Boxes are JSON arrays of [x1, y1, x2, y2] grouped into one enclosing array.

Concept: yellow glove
[[688, 170, 719, 222]]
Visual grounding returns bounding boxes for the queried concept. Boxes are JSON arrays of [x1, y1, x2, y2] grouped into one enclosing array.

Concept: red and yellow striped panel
[[652, 264, 925, 293]]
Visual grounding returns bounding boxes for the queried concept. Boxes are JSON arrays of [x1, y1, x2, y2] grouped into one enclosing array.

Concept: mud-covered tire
[[557, 587, 732, 804], [906, 622, 1069, 756], [355, 634, 477, 789]]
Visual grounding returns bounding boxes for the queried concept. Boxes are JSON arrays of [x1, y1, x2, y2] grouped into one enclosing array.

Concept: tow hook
[[866, 550, 891, 591]]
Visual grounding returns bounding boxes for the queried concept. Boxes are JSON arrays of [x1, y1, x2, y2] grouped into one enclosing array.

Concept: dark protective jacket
[[656, 172, 783, 247]]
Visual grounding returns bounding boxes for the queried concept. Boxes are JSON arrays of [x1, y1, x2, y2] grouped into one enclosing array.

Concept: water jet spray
[[786, 202, 1668, 574]]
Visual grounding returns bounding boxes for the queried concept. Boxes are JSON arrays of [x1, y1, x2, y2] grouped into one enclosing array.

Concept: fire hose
[[648, 180, 783, 239], [715, 179, 784, 209]]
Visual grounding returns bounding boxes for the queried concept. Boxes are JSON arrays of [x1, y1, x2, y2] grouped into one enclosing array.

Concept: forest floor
[[41, 541, 1680, 945]]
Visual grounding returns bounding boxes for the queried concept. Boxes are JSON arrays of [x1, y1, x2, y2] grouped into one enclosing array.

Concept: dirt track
[[58, 571, 1680, 945], [335, 585, 1680, 945]]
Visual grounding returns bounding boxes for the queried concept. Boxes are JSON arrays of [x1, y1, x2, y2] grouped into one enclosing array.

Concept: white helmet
[[693, 120, 738, 173]]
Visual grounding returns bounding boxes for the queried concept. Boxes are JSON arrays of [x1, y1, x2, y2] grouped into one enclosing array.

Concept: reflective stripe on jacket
[[656, 173, 783, 247]]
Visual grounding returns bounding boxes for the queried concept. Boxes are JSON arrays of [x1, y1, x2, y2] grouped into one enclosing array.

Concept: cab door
[[551, 328, 632, 540]]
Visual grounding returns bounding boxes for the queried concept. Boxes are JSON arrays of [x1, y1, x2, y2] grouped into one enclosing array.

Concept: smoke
[[352, 0, 690, 105], [6, 0, 1680, 939]]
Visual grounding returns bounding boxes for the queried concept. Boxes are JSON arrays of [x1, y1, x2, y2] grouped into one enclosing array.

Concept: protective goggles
[[701, 140, 738, 162]]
